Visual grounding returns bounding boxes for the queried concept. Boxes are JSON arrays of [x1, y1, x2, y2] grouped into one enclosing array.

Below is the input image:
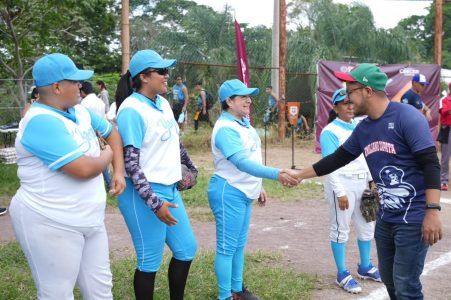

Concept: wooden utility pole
[[278, 0, 287, 140], [434, 0, 443, 65], [271, 0, 280, 98], [121, 0, 130, 74]]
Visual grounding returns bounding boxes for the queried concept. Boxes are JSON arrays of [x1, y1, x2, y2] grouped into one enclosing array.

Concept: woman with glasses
[[320, 87, 381, 294], [115, 49, 197, 300], [208, 79, 298, 300]]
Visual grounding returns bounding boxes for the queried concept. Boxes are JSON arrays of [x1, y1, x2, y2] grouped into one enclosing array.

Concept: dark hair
[[115, 69, 152, 111], [267, 85, 272, 89], [175, 75, 182, 80], [80, 81, 94, 94], [221, 95, 237, 110], [31, 88, 39, 100], [327, 109, 338, 124], [96, 80, 106, 89], [195, 80, 202, 86]]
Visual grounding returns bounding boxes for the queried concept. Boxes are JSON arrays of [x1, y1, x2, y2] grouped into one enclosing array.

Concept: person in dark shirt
[[400, 73, 432, 121], [294, 64, 442, 300]]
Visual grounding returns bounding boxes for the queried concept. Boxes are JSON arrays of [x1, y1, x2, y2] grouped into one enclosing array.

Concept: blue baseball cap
[[332, 88, 347, 104], [412, 73, 429, 85], [219, 79, 259, 102], [32, 53, 93, 87], [129, 49, 176, 78]]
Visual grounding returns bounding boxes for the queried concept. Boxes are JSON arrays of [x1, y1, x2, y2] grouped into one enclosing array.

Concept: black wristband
[[426, 203, 441, 211]]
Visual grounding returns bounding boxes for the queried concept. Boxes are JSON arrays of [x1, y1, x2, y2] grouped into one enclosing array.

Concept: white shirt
[[81, 93, 106, 119]]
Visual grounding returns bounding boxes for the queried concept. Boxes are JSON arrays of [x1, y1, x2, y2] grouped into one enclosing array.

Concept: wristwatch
[[426, 203, 441, 211]]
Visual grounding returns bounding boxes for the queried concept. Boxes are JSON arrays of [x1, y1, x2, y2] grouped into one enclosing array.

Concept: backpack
[[205, 90, 214, 109]]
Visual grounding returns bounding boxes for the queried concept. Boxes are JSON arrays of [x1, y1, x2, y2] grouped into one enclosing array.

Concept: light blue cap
[[332, 88, 347, 104], [32, 53, 93, 87], [129, 49, 176, 78], [219, 79, 259, 102]]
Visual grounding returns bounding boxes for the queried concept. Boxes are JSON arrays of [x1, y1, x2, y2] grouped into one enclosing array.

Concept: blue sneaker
[[336, 270, 362, 294], [357, 263, 382, 282]]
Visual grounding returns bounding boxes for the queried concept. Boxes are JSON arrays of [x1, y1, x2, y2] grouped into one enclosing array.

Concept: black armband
[[313, 146, 358, 176], [413, 146, 440, 190]]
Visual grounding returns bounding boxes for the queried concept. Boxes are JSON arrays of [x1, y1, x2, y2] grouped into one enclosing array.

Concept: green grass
[[0, 163, 19, 199], [0, 241, 316, 300]]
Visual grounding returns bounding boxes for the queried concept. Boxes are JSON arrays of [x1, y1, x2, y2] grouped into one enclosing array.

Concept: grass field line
[[358, 250, 451, 300]]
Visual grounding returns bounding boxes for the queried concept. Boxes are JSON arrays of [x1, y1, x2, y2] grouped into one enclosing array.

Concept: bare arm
[[182, 86, 189, 112], [105, 128, 126, 195], [61, 145, 113, 179], [201, 90, 207, 113]]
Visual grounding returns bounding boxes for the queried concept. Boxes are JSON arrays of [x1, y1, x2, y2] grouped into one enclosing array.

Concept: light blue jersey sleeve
[[87, 109, 112, 138], [320, 129, 340, 157], [117, 107, 145, 148], [229, 151, 279, 180], [215, 127, 244, 158], [21, 115, 84, 171], [215, 127, 279, 180]]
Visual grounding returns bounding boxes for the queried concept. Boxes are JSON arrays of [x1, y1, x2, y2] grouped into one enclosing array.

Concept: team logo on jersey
[[388, 122, 394, 130], [158, 117, 179, 141], [376, 166, 416, 220]]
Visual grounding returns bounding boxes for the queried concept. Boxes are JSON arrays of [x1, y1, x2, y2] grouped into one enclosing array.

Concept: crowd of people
[[3, 49, 450, 300]]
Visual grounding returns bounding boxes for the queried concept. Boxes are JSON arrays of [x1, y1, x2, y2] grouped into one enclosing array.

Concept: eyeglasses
[[149, 68, 170, 76], [346, 87, 365, 96]]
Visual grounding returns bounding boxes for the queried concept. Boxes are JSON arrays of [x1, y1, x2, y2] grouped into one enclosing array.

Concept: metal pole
[[291, 126, 295, 169], [278, 0, 287, 140], [264, 123, 267, 165]]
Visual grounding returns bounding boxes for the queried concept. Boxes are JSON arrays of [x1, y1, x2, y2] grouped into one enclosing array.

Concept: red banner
[[315, 61, 441, 153], [234, 19, 252, 121]]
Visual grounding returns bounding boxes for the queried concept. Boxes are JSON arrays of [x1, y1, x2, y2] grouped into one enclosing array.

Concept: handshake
[[278, 168, 304, 187]]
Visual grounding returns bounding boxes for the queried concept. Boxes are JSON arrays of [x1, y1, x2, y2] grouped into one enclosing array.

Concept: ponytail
[[327, 109, 337, 124], [115, 71, 133, 111]]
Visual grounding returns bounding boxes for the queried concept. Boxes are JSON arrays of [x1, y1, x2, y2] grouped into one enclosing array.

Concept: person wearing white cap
[[401, 73, 432, 121], [9, 53, 126, 299], [208, 79, 298, 300], [114, 49, 197, 300], [321, 88, 381, 294]]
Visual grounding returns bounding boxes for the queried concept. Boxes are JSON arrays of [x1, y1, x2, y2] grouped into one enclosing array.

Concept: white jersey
[[14, 104, 107, 227], [211, 115, 262, 199], [81, 93, 106, 119], [117, 92, 181, 184]]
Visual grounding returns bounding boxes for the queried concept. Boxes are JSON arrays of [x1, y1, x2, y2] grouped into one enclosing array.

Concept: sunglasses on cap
[[332, 89, 347, 103], [149, 68, 170, 76]]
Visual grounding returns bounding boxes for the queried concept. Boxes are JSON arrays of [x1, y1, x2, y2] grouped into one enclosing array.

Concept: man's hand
[[337, 195, 349, 210], [156, 201, 179, 225], [422, 209, 442, 245], [278, 169, 299, 187]]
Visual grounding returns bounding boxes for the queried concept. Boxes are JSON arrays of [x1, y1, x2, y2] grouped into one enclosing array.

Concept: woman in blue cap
[[208, 79, 298, 300], [10, 53, 125, 299], [320, 88, 381, 294], [115, 49, 197, 300]]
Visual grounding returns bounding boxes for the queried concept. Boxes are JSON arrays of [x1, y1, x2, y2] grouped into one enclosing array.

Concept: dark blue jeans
[[374, 218, 429, 300]]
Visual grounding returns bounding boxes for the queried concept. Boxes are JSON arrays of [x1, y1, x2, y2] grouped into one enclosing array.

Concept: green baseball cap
[[334, 63, 388, 91]]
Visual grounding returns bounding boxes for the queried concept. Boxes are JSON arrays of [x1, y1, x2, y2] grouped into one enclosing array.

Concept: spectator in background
[[438, 82, 451, 191], [193, 80, 213, 131], [401, 74, 432, 122], [80, 81, 106, 118], [96, 80, 110, 113], [172, 75, 189, 130], [21, 87, 40, 117], [265, 85, 279, 122]]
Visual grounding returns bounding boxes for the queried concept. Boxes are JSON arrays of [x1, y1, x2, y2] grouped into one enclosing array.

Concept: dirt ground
[[1, 144, 451, 300]]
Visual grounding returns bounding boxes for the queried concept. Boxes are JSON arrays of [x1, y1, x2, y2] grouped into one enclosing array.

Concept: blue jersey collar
[[132, 92, 163, 111], [32, 102, 78, 123]]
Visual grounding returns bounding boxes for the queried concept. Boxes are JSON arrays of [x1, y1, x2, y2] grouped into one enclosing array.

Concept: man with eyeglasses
[[293, 63, 442, 299], [401, 73, 432, 122]]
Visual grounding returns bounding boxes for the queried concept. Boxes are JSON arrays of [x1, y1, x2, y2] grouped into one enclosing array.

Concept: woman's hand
[[156, 201, 179, 225], [338, 195, 349, 210], [258, 189, 268, 207]]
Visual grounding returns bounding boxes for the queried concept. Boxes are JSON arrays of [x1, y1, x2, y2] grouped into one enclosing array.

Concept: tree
[[0, 0, 118, 108]]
